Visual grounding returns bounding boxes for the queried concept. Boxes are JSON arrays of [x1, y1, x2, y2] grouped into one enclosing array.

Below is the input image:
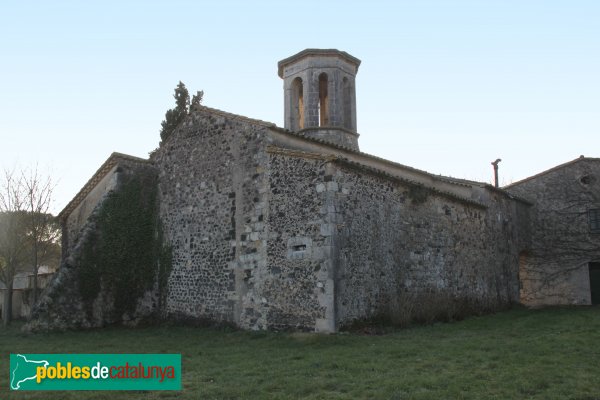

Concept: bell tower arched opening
[[291, 77, 304, 130], [278, 49, 361, 150], [318, 73, 329, 127], [342, 76, 353, 130]]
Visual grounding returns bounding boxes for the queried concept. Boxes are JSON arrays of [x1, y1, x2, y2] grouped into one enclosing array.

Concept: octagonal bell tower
[[278, 49, 361, 151]]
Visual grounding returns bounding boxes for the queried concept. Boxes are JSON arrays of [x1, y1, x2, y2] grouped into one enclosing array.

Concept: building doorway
[[589, 263, 600, 305]]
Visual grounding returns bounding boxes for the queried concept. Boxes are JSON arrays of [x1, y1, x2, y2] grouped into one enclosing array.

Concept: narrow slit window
[[292, 244, 307, 252]]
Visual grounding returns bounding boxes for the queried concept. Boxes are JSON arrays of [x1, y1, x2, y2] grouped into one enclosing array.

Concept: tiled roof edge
[[57, 152, 149, 221]]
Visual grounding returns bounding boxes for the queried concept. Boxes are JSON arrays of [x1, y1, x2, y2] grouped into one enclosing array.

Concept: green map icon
[[10, 354, 49, 390]]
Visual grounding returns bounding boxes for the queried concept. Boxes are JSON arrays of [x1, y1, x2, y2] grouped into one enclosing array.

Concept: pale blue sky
[[1, 1, 599, 213]]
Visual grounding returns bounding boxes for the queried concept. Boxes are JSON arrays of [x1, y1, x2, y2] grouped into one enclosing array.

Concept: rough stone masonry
[[28, 49, 598, 333]]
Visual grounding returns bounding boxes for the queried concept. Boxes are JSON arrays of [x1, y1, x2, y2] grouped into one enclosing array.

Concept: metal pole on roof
[[491, 159, 502, 188]]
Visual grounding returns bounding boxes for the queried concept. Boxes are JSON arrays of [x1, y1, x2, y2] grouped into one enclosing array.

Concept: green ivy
[[78, 170, 172, 321], [407, 185, 430, 205]]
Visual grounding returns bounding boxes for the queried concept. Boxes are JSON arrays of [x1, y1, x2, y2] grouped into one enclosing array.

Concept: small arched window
[[291, 77, 304, 130], [318, 73, 329, 126]]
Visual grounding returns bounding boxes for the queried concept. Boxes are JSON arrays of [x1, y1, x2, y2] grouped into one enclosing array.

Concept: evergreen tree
[[159, 81, 189, 144], [158, 82, 204, 146], [190, 90, 204, 110]]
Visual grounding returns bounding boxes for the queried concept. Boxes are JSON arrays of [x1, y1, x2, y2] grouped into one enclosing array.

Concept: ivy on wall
[[78, 169, 171, 321], [407, 185, 429, 205]]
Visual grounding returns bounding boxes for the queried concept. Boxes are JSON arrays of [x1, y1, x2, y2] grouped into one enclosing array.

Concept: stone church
[[28, 49, 600, 332]]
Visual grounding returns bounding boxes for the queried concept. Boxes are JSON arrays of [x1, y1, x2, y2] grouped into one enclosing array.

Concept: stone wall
[[153, 108, 272, 326], [27, 161, 158, 331], [64, 166, 118, 253], [297, 127, 359, 151], [153, 107, 530, 331], [507, 158, 600, 306], [0, 273, 54, 319], [153, 109, 342, 332], [154, 109, 342, 331], [63, 158, 150, 256], [331, 161, 526, 326], [261, 150, 335, 332], [33, 104, 534, 333]]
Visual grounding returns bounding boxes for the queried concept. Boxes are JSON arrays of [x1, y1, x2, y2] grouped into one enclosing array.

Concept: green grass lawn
[[1, 307, 599, 399]]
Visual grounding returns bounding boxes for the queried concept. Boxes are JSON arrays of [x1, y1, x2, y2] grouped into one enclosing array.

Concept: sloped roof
[[57, 152, 149, 221], [504, 156, 600, 189], [61, 106, 529, 224], [194, 105, 527, 205], [195, 106, 483, 186]]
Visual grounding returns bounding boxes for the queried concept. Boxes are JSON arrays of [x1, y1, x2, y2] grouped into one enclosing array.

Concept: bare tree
[[0, 169, 28, 327], [0, 166, 57, 326], [22, 166, 56, 304]]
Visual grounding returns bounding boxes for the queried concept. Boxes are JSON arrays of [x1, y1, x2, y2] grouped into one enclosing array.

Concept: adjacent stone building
[[506, 157, 600, 306], [28, 49, 598, 332], [0, 269, 54, 320]]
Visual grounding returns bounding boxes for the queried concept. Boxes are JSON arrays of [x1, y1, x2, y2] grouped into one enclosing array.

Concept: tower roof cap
[[278, 49, 361, 78]]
